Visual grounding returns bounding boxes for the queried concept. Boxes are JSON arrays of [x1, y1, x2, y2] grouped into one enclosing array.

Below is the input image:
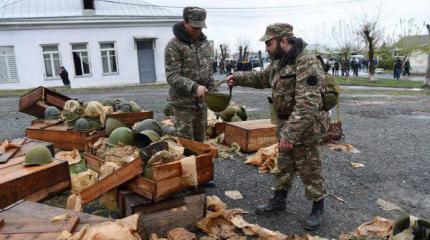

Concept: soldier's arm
[[164, 43, 199, 94], [280, 56, 324, 145], [232, 62, 273, 89]]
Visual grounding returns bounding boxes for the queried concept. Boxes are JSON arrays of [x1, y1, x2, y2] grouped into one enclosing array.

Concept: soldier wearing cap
[[227, 23, 327, 231], [164, 7, 216, 142]]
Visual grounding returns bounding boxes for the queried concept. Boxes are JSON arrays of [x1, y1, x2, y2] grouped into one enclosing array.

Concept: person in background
[[59, 66, 70, 87]]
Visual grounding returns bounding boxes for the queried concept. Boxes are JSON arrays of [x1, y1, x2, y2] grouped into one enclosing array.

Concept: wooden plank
[[153, 161, 182, 181], [0, 201, 109, 239], [79, 158, 142, 205], [125, 177, 156, 200], [83, 153, 104, 173], [155, 177, 183, 201], [19, 87, 71, 119], [65, 216, 79, 233], [0, 218, 3, 228], [0, 158, 70, 209], [25, 180, 71, 202], [0, 139, 26, 164]]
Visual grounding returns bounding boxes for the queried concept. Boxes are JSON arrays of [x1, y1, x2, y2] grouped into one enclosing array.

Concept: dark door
[[136, 40, 156, 83]]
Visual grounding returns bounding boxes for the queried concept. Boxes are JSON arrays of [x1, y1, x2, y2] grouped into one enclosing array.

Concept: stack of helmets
[[133, 119, 162, 147], [110, 98, 142, 113], [220, 105, 247, 122], [105, 117, 128, 135], [74, 117, 91, 132], [44, 106, 61, 120], [63, 100, 82, 127]]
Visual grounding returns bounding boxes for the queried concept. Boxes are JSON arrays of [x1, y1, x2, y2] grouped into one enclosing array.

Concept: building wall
[[0, 24, 175, 89], [409, 51, 428, 74]]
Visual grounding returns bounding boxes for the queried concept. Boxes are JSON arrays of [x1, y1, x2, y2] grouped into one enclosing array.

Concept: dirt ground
[[1, 85, 429, 238]]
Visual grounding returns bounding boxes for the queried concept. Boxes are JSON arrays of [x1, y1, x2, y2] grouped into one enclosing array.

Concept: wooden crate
[[0, 156, 71, 209], [77, 155, 142, 205], [0, 200, 114, 239], [224, 119, 277, 152], [117, 191, 205, 238], [109, 111, 154, 125], [124, 138, 214, 201], [19, 86, 72, 119], [25, 121, 106, 151]]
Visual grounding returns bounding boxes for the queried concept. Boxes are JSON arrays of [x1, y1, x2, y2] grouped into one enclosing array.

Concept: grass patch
[[335, 76, 423, 88], [340, 88, 430, 96]]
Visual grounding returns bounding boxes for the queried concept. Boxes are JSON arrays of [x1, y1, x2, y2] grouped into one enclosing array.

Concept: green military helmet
[[129, 101, 142, 112], [86, 117, 103, 130], [102, 98, 115, 107], [105, 117, 127, 135], [133, 119, 162, 136], [205, 92, 231, 112], [107, 127, 134, 146], [23, 145, 53, 166], [117, 101, 132, 113], [75, 117, 91, 132], [163, 103, 173, 116], [135, 130, 160, 147], [230, 113, 242, 122], [44, 106, 61, 120], [64, 112, 81, 127], [220, 105, 236, 121], [236, 106, 248, 121]]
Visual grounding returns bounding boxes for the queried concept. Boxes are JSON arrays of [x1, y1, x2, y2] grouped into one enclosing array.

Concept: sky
[[151, 0, 430, 53]]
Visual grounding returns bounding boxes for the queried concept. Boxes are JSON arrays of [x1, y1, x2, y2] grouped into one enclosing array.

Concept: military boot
[[255, 190, 287, 214], [304, 199, 324, 231]]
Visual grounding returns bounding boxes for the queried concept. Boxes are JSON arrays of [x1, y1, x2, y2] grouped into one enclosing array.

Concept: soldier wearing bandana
[[227, 23, 327, 231]]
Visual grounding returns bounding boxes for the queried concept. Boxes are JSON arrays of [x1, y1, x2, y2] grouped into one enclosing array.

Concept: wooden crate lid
[[225, 119, 275, 130]]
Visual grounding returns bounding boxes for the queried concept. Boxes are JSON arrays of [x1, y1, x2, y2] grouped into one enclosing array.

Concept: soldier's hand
[[196, 85, 208, 97], [227, 75, 235, 87], [279, 138, 293, 151]]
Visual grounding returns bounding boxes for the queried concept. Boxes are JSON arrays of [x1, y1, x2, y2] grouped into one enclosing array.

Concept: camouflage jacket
[[233, 51, 325, 145], [165, 22, 215, 109]]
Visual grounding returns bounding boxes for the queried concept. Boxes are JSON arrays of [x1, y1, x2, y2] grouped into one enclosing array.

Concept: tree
[[389, 18, 422, 60], [356, 10, 383, 80]]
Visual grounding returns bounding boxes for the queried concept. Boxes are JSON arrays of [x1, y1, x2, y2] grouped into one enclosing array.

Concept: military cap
[[259, 23, 294, 42], [183, 6, 207, 28]]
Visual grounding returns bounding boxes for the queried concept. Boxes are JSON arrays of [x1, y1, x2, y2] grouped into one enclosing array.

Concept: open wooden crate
[[76, 155, 142, 206], [19, 86, 72, 119], [108, 111, 154, 125], [85, 138, 215, 202]]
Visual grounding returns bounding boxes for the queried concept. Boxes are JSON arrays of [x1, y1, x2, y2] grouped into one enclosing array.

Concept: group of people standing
[[165, 7, 330, 231], [393, 58, 411, 80]]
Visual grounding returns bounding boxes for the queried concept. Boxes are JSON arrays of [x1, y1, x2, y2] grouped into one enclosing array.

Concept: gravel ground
[[1, 85, 429, 238]]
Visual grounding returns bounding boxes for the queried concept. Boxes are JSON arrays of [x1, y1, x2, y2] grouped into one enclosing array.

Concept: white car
[[375, 68, 384, 74]]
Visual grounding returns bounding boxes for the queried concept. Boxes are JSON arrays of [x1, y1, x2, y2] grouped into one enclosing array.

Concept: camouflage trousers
[[274, 121, 326, 201], [173, 106, 207, 142]]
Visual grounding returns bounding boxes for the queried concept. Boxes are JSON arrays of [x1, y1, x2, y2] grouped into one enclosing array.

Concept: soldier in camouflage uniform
[[164, 7, 216, 142], [227, 23, 326, 231]]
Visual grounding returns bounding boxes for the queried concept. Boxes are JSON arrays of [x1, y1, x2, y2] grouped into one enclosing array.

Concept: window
[[83, 0, 95, 10], [72, 43, 91, 76], [100, 42, 118, 74], [42, 45, 61, 78], [0, 46, 19, 82]]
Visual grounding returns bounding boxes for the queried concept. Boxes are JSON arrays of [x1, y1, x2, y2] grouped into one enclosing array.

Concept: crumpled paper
[[0, 139, 20, 155], [180, 155, 198, 187], [197, 195, 286, 240], [352, 216, 393, 238], [66, 193, 82, 212], [93, 137, 139, 164], [64, 214, 141, 240], [71, 169, 99, 193], [225, 190, 243, 200], [327, 143, 360, 153], [55, 149, 81, 165], [376, 199, 404, 212], [50, 213, 71, 222], [245, 144, 278, 173], [167, 227, 197, 240], [83, 101, 113, 124], [161, 136, 185, 160], [205, 134, 241, 160], [63, 100, 81, 115], [100, 162, 121, 179]]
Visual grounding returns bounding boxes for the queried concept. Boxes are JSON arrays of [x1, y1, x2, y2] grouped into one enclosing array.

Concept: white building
[[0, 0, 181, 89]]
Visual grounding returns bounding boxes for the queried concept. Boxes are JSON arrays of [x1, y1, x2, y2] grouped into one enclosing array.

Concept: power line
[[96, 0, 366, 11]]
